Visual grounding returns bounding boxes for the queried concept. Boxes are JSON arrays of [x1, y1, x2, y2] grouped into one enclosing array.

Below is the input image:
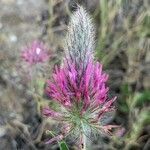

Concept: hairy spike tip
[[65, 6, 95, 66]]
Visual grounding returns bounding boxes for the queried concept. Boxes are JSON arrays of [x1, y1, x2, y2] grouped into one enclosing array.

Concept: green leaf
[[134, 91, 150, 107], [121, 84, 132, 97], [58, 141, 69, 150], [46, 131, 69, 150]]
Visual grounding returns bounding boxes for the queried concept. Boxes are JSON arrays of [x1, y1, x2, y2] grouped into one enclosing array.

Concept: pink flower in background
[[21, 41, 49, 65]]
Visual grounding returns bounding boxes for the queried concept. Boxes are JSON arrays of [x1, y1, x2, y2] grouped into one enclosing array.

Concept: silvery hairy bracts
[[65, 6, 95, 68]]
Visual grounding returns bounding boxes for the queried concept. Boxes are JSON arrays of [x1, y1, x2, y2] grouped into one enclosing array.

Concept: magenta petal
[[43, 107, 62, 118], [45, 135, 63, 144], [97, 96, 117, 119]]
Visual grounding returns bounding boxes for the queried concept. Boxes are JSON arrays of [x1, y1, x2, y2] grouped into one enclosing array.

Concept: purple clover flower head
[[46, 59, 111, 111], [22, 41, 49, 65], [45, 59, 116, 139], [43, 6, 117, 146]]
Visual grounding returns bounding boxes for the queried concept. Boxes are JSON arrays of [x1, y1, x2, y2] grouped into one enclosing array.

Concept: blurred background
[[0, 0, 149, 150]]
